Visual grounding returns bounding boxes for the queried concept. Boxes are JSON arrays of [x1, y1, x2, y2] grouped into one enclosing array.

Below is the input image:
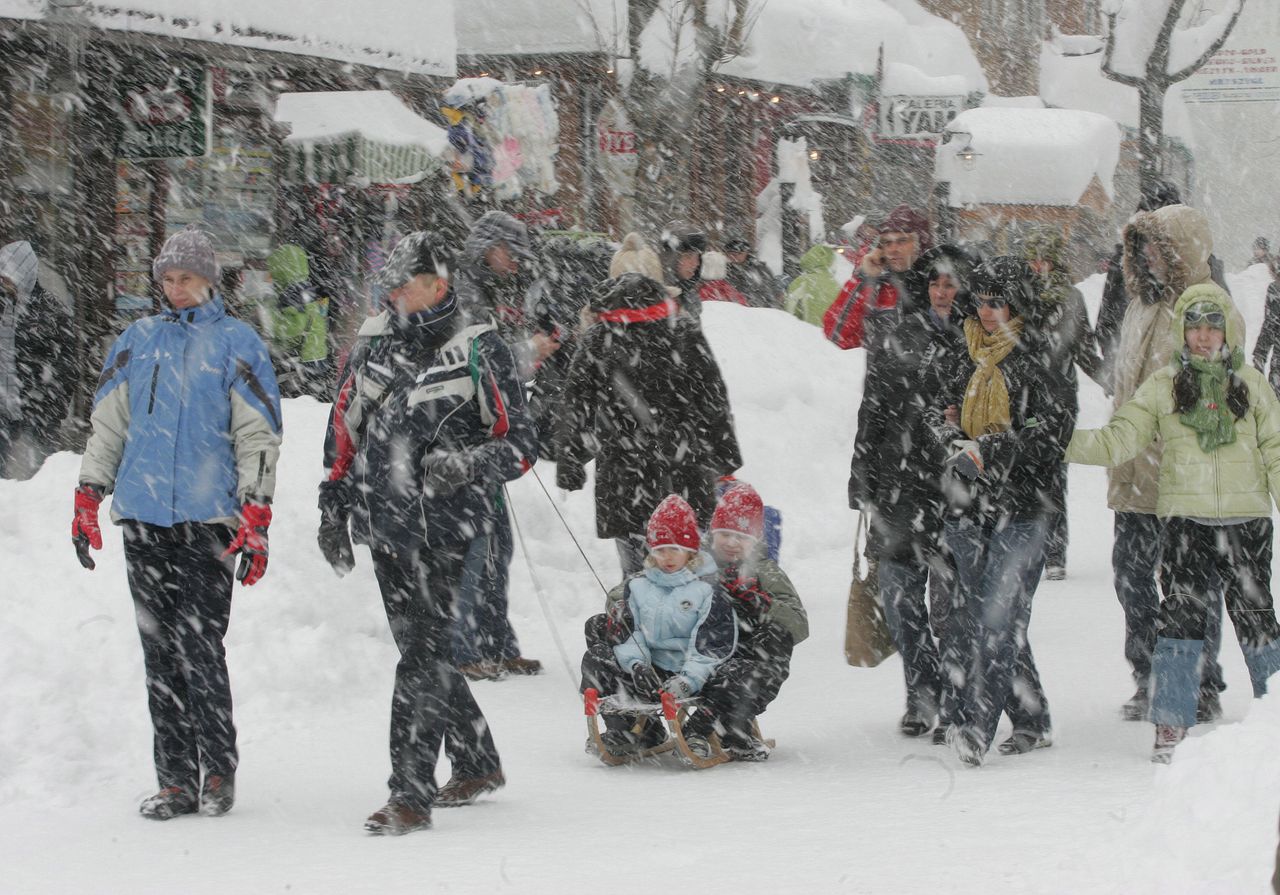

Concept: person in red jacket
[[698, 251, 749, 306], [823, 206, 932, 351]]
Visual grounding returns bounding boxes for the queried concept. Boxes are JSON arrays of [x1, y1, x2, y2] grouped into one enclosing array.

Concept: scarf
[[960, 316, 1024, 438], [597, 299, 676, 324], [1179, 347, 1243, 452]]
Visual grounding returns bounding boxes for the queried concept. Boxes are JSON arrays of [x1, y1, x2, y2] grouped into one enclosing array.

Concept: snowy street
[[2, 298, 1277, 893]]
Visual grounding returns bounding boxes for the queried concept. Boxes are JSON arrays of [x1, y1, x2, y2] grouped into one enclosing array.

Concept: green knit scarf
[[1179, 348, 1244, 452]]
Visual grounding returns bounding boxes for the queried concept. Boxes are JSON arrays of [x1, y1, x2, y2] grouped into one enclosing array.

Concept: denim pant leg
[[1113, 512, 1163, 688], [964, 517, 1048, 752], [879, 558, 941, 715], [1200, 568, 1226, 695], [1006, 542, 1053, 735], [941, 518, 985, 730], [451, 535, 490, 665]]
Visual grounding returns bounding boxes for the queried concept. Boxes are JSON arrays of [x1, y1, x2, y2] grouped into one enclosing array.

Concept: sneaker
[[501, 657, 543, 676], [951, 727, 986, 767], [435, 770, 505, 807], [1120, 687, 1149, 722], [899, 710, 935, 738], [364, 800, 432, 835], [725, 736, 771, 762], [139, 786, 198, 821], [678, 734, 714, 765], [996, 731, 1053, 756], [1152, 724, 1187, 764], [1196, 690, 1223, 724], [932, 725, 951, 746], [457, 661, 508, 682], [200, 774, 235, 817], [1044, 565, 1066, 581]]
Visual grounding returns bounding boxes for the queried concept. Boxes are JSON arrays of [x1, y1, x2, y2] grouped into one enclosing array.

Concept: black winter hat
[[660, 220, 708, 254], [375, 231, 455, 290], [971, 256, 1033, 317]]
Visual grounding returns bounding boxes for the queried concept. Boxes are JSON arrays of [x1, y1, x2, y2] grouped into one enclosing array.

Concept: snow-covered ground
[[2, 295, 1278, 893]]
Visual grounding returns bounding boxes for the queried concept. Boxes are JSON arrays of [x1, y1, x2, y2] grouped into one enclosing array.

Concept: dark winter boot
[[931, 725, 951, 746], [435, 769, 506, 807], [500, 657, 543, 676], [1195, 690, 1223, 724], [950, 726, 985, 768], [676, 734, 713, 765], [364, 800, 432, 835], [996, 731, 1053, 756], [1120, 687, 1149, 722], [200, 774, 235, 817], [457, 660, 508, 682], [600, 716, 667, 756], [139, 786, 198, 821], [899, 709, 935, 737], [725, 736, 771, 762]]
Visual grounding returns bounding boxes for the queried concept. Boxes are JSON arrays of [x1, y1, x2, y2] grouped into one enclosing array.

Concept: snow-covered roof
[[454, 0, 620, 56], [275, 91, 447, 183], [1040, 39, 1193, 140], [721, 0, 986, 93], [15, 2, 456, 76], [935, 107, 1120, 207]]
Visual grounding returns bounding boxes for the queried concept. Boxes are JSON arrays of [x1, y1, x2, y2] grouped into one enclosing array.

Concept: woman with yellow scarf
[[927, 259, 1074, 767]]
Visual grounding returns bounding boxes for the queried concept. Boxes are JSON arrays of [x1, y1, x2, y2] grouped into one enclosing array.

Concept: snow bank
[[275, 91, 448, 155], [84, 1, 456, 76], [721, 0, 986, 94], [936, 107, 1120, 207], [1122, 693, 1280, 893], [0, 0, 39, 19]]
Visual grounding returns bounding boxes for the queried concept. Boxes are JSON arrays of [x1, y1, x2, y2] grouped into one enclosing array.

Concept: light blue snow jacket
[[82, 294, 282, 526], [612, 559, 737, 695]]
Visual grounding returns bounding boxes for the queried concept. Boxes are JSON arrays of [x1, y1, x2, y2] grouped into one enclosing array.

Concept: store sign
[[115, 62, 210, 160], [877, 94, 964, 140], [1183, 43, 1280, 104], [595, 98, 637, 195]]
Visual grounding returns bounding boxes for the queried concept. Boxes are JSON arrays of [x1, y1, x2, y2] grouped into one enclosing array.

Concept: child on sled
[[580, 494, 737, 760]]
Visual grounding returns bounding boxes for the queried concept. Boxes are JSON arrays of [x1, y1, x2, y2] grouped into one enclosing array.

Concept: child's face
[[1186, 323, 1225, 359], [651, 546, 692, 573], [711, 531, 755, 565]]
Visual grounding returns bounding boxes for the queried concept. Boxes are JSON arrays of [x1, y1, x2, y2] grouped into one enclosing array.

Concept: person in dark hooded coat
[[556, 233, 742, 579]]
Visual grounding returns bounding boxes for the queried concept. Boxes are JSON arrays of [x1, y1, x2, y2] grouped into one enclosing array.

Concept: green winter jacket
[[1068, 283, 1280, 519], [785, 245, 840, 327], [266, 245, 328, 364]]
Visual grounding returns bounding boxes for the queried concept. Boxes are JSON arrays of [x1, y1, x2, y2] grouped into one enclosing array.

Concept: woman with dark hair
[[1068, 283, 1280, 762], [928, 259, 1073, 766]]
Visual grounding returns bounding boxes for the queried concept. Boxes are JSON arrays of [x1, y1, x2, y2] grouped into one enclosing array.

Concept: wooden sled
[[583, 688, 774, 769]]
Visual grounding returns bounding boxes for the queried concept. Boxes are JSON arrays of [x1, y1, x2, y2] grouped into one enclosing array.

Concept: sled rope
[[529, 465, 610, 597], [506, 484, 579, 685]]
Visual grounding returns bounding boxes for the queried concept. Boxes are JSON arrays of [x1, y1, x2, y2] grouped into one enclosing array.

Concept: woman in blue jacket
[[72, 226, 282, 821]]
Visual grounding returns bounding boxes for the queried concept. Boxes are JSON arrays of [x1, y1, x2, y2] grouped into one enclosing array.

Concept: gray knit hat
[[153, 225, 219, 284]]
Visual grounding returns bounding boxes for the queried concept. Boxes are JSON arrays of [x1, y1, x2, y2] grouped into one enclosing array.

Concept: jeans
[[451, 509, 521, 665], [879, 557, 943, 717], [124, 522, 238, 791], [1043, 463, 1068, 569], [945, 514, 1051, 752], [373, 544, 501, 811], [1113, 511, 1225, 694]]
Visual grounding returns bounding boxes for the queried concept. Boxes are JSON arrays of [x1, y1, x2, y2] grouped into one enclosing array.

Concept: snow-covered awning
[[455, 0, 620, 56], [935, 107, 1120, 208], [11, 1, 455, 76], [720, 0, 986, 93], [275, 91, 449, 185]]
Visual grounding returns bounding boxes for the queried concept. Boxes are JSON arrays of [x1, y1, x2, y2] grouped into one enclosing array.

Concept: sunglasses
[[1184, 309, 1225, 328], [977, 297, 1008, 309]]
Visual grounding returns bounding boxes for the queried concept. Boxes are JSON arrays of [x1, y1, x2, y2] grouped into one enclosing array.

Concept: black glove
[[423, 450, 475, 497], [630, 663, 656, 691], [317, 479, 355, 576]]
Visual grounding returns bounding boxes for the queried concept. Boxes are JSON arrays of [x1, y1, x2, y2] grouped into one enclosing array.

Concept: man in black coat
[[724, 235, 784, 309], [849, 245, 972, 738], [0, 240, 73, 479]]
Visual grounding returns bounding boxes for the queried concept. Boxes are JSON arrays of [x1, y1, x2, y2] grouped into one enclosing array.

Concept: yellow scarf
[[960, 316, 1024, 438]]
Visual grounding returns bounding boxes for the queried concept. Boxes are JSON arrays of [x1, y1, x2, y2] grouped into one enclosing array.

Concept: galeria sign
[[877, 95, 964, 141]]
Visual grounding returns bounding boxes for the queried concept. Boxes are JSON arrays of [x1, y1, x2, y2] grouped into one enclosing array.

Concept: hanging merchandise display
[[441, 77, 560, 201]]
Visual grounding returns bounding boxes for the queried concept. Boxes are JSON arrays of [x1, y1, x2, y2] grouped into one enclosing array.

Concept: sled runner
[[583, 688, 774, 769]]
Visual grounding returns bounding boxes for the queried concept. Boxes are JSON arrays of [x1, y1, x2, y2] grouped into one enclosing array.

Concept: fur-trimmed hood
[[1122, 204, 1213, 307]]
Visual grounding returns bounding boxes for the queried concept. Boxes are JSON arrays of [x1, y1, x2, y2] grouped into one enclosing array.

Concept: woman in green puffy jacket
[[784, 244, 841, 327], [1067, 282, 1280, 763]]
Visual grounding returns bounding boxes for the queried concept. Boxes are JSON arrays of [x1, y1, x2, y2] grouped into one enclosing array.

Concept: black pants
[[123, 521, 237, 792], [372, 544, 500, 813], [1160, 517, 1280, 648]]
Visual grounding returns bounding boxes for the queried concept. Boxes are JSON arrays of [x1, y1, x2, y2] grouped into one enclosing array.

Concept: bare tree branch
[[1168, 0, 1246, 82], [1100, 8, 1144, 87]]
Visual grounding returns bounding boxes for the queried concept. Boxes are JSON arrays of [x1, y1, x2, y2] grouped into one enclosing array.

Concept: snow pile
[[275, 92, 448, 155], [1040, 39, 1194, 141], [936, 107, 1120, 207], [1121, 692, 1280, 893], [84, 0, 455, 76], [454, 0, 621, 56], [0, 0, 39, 19], [721, 0, 986, 94]]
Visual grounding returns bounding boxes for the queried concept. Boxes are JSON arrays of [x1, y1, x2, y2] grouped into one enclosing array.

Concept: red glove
[[223, 502, 272, 586], [72, 484, 104, 570], [723, 568, 772, 617]]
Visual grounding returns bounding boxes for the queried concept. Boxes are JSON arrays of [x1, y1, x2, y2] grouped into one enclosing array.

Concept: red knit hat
[[877, 204, 933, 254], [646, 494, 701, 552], [711, 483, 764, 541]]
